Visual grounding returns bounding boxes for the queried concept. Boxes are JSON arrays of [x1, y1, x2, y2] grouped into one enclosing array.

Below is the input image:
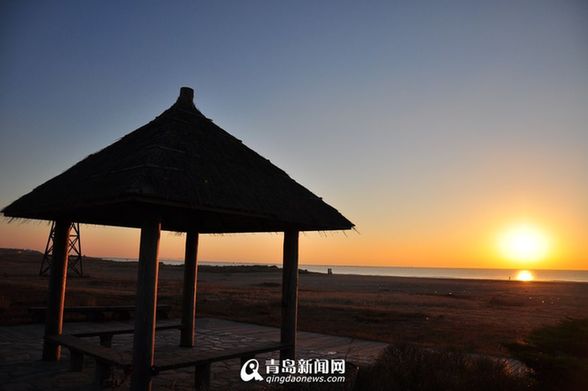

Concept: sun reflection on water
[[515, 270, 534, 281]]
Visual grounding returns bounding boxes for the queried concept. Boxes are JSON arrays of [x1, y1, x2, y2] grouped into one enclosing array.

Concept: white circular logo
[[240, 358, 264, 382]]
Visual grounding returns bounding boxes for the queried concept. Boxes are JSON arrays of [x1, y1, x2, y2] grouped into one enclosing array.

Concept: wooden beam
[[42, 220, 71, 361], [180, 232, 199, 347], [130, 221, 161, 391], [280, 230, 299, 360]]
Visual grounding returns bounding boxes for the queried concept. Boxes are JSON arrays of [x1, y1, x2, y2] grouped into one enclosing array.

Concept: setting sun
[[498, 223, 551, 263]]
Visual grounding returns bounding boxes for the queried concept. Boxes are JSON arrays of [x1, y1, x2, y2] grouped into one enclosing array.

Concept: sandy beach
[[2, 248, 588, 357]]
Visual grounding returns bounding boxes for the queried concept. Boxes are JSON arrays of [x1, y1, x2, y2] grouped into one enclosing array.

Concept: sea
[[105, 258, 588, 283]]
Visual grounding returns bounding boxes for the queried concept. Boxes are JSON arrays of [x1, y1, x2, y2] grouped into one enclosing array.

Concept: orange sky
[[1, 207, 586, 270], [1, 1, 587, 271]]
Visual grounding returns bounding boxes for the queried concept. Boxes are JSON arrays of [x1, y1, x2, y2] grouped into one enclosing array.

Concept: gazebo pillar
[[180, 232, 199, 347], [42, 220, 71, 361], [130, 221, 161, 391], [280, 230, 299, 360]]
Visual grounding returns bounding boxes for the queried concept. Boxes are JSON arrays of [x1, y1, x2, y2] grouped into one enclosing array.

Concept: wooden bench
[[47, 323, 181, 386], [153, 342, 288, 390], [45, 334, 131, 385], [73, 322, 182, 347], [30, 304, 171, 322], [49, 332, 285, 390]]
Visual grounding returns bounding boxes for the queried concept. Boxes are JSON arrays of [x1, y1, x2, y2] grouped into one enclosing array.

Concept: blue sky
[[1, 1, 587, 268]]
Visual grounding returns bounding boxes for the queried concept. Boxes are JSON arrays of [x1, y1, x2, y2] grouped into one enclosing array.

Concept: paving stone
[[0, 318, 385, 390]]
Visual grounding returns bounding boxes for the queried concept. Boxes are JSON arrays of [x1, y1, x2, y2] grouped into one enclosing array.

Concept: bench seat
[[46, 334, 130, 366], [73, 322, 181, 346], [30, 304, 171, 322], [46, 334, 131, 385], [73, 322, 181, 338], [48, 333, 287, 390]]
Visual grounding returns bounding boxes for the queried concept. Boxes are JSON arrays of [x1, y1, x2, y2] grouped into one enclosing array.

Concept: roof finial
[[177, 87, 195, 107]]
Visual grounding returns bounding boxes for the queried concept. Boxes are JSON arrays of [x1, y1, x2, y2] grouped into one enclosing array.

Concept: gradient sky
[[1, 0, 587, 269]]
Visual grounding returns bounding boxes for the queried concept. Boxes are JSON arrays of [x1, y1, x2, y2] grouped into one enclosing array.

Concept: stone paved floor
[[0, 318, 387, 390]]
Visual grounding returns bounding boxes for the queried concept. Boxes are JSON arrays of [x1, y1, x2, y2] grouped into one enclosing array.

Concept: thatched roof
[[2, 87, 353, 233]]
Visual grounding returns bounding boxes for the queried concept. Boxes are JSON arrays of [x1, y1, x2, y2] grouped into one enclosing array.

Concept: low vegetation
[[506, 317, 588, 391], [353, 344, 531, 391], [351, 319, 588, 391]]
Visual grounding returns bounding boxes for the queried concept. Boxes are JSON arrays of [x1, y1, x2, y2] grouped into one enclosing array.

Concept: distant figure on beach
[[328, 268, 333, 275]]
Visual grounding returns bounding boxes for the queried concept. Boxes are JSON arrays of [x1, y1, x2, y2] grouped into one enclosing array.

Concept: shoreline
[[7, 247, 587, 283], [71, 253, 588, 283]]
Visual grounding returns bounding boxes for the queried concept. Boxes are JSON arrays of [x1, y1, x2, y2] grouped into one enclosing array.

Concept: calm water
[[106, 258, 588, 283], [300, 265, 588, 283]]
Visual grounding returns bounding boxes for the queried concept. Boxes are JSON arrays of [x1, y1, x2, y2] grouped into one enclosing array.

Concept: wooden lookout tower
[[2, 87, 354, 390]]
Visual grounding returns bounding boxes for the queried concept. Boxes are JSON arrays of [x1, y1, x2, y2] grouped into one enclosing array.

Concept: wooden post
[[194, 363, 211, 391], [99, 334, 113, 347], [181, 232, 199, 347], [70, 349, 84, 371], [130, 221, 161, 391], [42, 220, 71, 361], [280, 230, 299, 361], [95, 361, 112, 386]]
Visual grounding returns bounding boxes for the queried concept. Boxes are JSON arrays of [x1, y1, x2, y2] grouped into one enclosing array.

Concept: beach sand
[[1, 248, 587, 356]]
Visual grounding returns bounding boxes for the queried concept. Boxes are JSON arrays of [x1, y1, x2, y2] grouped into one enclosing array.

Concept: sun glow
[[498, 223, 551, 264], [515, 270, 534, 281]]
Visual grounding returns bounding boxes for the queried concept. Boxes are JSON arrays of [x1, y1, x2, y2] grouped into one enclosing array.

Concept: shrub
[[506, 318, 588, 391], [354, 344, 531, 391]]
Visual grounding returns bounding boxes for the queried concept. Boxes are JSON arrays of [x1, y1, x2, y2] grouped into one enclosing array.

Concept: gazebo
[[2, 87, 353, 390]]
